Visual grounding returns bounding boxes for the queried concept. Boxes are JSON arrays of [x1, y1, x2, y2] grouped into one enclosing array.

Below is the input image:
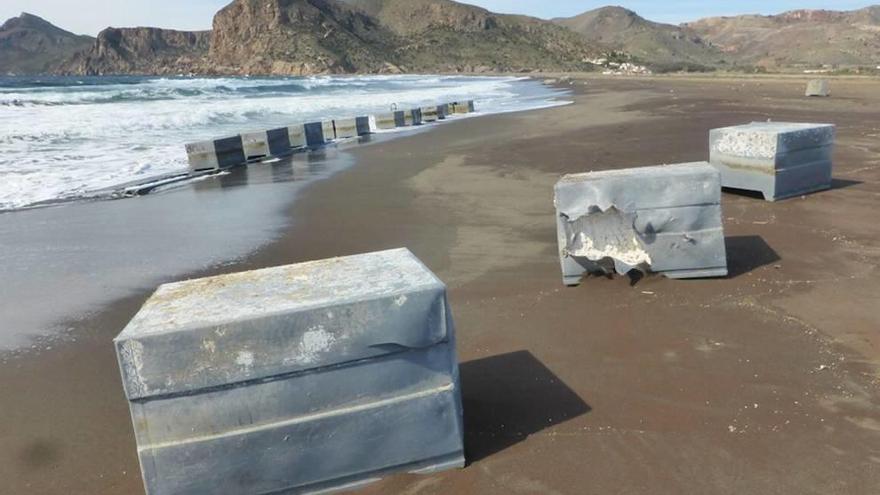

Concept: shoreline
[[4, 75, 880, 494], [0, 77, 571, 352]]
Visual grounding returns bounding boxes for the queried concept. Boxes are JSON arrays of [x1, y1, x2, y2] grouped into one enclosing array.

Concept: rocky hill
[[553, 7, 722, 71], [0, 13, 93, 75], [4, 3, 880, 75], [208, 0, 398, 75], [345, 0, 603, 72], [685, 6, 880, 69], [62, 28, 210, 75], [11, 0, 604, 76]]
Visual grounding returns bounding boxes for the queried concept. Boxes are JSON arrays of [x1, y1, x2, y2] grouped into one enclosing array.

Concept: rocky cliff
[[61, 27, 210, 75], [209, 0, 399, 75], [0, 13, 93, 75]]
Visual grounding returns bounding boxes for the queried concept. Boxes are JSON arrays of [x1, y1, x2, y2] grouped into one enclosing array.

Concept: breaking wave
[[0, 74, 567, 210]]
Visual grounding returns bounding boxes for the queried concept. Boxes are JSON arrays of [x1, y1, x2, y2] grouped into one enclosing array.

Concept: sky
[[0, 0, 875, 36]]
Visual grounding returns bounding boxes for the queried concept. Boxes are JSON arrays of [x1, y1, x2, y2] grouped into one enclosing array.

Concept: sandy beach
[[3, 74, 880, 494]]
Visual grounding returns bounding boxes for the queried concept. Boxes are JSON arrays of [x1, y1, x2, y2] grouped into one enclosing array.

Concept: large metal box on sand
[[709, 122, 835, 201], [114, 248, 465, 495], [555, 162, 728, 285]]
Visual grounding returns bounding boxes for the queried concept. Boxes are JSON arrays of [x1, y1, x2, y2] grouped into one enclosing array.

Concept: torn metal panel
[[114, 248, 464, 495], [555, 162, 728, 285], [709, 122, 835, 201]]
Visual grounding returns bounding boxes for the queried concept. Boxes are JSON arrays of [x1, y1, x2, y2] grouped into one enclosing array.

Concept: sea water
[[0, 75, 569, 351], [0, 75, 567, 210]]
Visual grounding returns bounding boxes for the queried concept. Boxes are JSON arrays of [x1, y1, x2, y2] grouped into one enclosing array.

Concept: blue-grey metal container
[[114, 248, 465, 495], [709, 122, 835, 201], [555, 162, 728, 285]]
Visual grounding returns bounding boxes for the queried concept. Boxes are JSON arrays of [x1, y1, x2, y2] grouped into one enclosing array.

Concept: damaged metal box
[[709, 122, 835, 201], [555, 162, 728, 285], [114, 248, 465, 495]]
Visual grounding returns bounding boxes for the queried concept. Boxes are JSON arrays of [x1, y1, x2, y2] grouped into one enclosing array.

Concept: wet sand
[[3, 75, 880, 494]]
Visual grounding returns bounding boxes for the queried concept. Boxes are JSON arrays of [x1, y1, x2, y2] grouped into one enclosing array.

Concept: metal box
[[555, 162, 728, 285], [709, 122, 835, 201], [114, 248, 465, 494]]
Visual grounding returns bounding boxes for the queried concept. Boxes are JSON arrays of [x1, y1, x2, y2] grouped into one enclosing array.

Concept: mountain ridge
[[3, 3, 880, 76], [552, 6, 723, 70], [0, 12, 93, 74], [683, 6, 880, 68]]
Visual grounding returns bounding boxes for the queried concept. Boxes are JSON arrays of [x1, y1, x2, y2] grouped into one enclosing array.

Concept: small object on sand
[[114, 248, 465, 495], [184, 135, 246, 172], [555, 162, 728, 286], [709, 122, 835, 201], [805, 79, 831, 97]]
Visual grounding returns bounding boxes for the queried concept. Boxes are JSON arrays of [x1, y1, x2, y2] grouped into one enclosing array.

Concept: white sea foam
[[0, 75, 567, 210]]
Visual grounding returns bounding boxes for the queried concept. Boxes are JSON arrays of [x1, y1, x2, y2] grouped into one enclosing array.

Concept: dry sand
[[2, 75, 880, 494]]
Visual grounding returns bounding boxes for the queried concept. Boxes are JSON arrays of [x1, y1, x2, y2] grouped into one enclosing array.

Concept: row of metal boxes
[[185, 100, 476, 172]]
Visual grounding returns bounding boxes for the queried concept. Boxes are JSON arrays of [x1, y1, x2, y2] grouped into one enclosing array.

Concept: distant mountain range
[[1, 1, 879, 76]]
